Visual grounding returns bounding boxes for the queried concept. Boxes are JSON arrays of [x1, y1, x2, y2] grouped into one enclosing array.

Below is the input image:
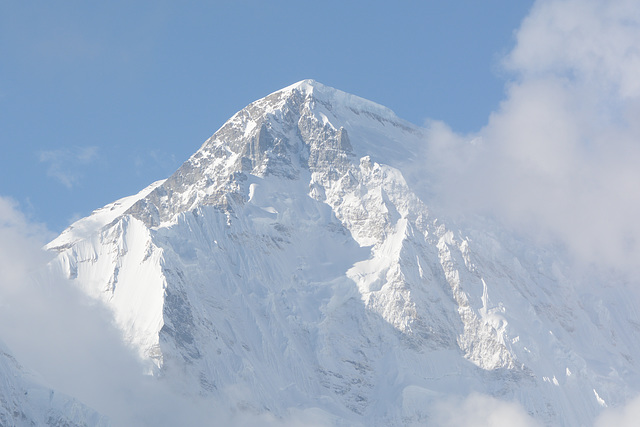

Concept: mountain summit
[[46, 80, 640, 425], [124, 79, 420, 228]]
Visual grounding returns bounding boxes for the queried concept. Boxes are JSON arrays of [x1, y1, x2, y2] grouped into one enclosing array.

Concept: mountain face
[[46, 80, 640, 425]]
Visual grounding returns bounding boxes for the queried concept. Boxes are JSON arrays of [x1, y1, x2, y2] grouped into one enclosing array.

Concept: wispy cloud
[[38, 146, 99, 188], [414, 0, 640, 277]]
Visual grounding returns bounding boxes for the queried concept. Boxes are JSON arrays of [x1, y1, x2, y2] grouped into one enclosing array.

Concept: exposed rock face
[[47, 80, 640, 426]]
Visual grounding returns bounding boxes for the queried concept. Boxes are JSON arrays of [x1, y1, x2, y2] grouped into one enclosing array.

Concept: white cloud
[[594, 395, 640, 427], [38, 146, 99, 188], [507, 0, 640, 99], [417, 0, 640, 277], [0, 197, 52, 289], [431, 393, 540, 427]]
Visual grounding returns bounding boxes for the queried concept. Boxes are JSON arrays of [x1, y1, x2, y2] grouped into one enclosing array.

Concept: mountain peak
[[121, 80, 423, 227], [280, 78, 322, 93], [273, 79, 401, 123]]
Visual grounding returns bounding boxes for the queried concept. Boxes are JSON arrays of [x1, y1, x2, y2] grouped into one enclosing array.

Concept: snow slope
[[47, 80, 640, 425]]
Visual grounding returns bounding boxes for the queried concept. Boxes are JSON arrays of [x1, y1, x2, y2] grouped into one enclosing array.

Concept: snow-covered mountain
[[45, 80, 640, 425]]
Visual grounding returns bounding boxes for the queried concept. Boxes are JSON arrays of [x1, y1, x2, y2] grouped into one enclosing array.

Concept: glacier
[[41, 79, 640, 426]]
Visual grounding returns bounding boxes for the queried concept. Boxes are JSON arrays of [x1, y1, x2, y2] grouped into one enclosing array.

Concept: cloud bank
[[416, 0, 640, 277]]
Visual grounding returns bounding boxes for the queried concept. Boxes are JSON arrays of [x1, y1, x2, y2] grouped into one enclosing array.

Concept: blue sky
[[0, 1, 533, 232]]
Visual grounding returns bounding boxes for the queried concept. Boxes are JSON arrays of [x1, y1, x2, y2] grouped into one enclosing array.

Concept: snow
[[595, 389, 608, 407], [50, 214, 167, 367], [42, 79, 640, 426], [47, 180, 165, 251]]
